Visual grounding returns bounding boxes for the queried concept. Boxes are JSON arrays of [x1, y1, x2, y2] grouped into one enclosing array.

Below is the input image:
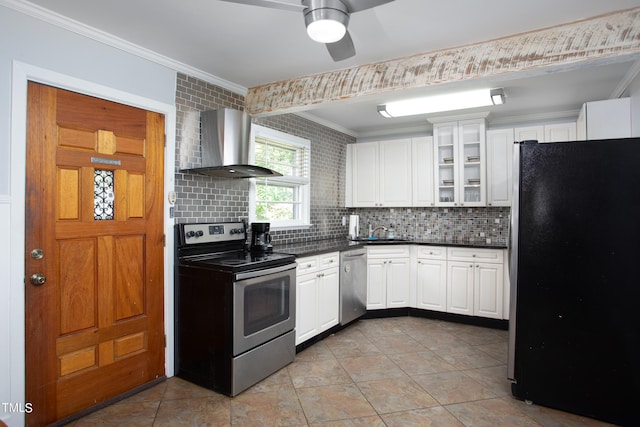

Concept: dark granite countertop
[[275, 238, 507, 258]]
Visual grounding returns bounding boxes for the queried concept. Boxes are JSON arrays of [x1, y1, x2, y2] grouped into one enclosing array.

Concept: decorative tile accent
[[93, 169, 114, 220], [351, 206, 510, 246]]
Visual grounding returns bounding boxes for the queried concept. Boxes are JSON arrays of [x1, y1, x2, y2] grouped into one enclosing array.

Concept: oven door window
[[233, 266, 295, 356], [243, 276, 290, 336]]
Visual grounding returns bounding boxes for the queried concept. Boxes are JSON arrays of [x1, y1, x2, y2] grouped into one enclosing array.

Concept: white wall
[[0, 5, 177, 426]]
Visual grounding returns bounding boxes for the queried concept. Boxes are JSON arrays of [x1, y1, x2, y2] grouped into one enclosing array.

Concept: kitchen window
[[249, 125, 310, 229]]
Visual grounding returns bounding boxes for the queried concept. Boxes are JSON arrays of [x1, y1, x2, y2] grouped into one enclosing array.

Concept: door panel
[[25, 82, 165, 426]]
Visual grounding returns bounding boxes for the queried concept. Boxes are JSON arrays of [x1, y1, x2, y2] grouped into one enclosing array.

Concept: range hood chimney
[[181, 108, 281, 178]]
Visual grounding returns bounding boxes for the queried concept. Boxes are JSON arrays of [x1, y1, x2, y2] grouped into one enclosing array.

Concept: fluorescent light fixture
[[304, 1, 349, 44], [491, 88, 505, 105], [378, 88, 506, 118]]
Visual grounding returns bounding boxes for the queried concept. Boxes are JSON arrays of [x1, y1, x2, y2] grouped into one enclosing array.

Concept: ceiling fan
[[219, 0, 395, 61]]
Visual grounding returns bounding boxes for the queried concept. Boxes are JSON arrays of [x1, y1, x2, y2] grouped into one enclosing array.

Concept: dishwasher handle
[[343, 251, 366, 258]]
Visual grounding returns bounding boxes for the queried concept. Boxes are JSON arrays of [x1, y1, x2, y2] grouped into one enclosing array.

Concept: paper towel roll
[[348, 215, 359, 240]]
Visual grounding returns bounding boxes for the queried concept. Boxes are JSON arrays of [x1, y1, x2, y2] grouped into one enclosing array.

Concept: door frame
[[9, 61, 176, 426]]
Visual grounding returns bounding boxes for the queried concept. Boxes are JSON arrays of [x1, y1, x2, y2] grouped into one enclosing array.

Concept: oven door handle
[[234, 263, 297, 281]]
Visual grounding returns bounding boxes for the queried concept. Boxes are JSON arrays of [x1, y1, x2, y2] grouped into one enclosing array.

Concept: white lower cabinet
[[415, 246, 447, 312], [295, 252, 339, 345], [447, 248, 504, 319], [366, 246, 411, 309]]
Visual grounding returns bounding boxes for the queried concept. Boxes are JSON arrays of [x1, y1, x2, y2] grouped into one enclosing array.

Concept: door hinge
[[162, 233, 166, 247], [164, 134, 167, 148], [164, 334, 167, 348]]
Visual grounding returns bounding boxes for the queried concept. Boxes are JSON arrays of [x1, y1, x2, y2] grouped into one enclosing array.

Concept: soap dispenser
[[387, 225, 395, 239]]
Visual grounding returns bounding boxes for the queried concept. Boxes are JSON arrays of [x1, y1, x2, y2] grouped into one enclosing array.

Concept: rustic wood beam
[[246, 7, 640, 116]]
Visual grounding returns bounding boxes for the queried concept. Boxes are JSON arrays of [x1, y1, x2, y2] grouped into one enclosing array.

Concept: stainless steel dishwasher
[[339, 247, 367, 325]]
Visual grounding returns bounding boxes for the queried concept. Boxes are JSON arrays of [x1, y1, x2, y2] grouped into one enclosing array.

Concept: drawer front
[[296, 256, 319, 274], [367, 245, 411, 258], [319, 252, 339, 269], [447, 247, 504, 263], [416, 246, 447, 260]]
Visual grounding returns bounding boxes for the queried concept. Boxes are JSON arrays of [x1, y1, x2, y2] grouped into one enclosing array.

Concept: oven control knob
[[195, 230, 204, 237], [185, 231, 195, 238], [231, 228, 243, 234]]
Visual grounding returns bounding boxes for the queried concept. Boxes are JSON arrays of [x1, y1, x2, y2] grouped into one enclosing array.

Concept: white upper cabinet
[[351, 141, 379, 207], [433, 119, 486, 207], [350, 139, 412, 207], [515, 123, 577, 143], [379, 139, 413, 207], [576, 98, 631, 140], [412, 136, 435, 207], [514, 125, 544, 142], [486, 128, 514, 207], [545, 122, 576, 142]]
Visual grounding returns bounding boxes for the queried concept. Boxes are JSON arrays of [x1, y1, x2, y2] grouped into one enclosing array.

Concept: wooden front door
[[25, 82, 165, 426]]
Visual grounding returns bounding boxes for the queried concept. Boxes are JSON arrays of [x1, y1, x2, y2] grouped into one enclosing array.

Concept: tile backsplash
[[174, 73, 510, 247], [352, 207, 510, 246]]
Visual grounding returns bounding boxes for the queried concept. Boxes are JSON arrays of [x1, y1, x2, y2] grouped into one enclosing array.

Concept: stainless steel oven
[[174, 222, 297, 396], [233, 264, 295, 355]]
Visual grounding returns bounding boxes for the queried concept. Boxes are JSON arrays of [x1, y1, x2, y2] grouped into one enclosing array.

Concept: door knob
[[30, 273, 46, 286], [30, 248, 44, 259]]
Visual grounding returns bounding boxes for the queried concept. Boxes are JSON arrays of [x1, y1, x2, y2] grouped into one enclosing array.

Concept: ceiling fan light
[[304, 1, 349, 44], [306, 19, 346, 43]]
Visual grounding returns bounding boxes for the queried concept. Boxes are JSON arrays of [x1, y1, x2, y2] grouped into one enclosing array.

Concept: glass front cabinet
[[433, 118, 486, 207]]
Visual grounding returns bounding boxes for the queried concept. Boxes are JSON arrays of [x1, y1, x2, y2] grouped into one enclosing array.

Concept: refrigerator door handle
[[507, 141, 521, 382]]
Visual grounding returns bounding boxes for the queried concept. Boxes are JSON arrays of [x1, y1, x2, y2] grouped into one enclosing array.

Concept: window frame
[[249, 124, 311, 230]]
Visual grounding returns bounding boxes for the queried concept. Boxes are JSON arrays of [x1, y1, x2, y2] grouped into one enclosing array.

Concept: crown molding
[[487, 109, 580, 127], [293, 111, 358, 138], [1, 0, 248, 96], [610, 59, 640, 99]]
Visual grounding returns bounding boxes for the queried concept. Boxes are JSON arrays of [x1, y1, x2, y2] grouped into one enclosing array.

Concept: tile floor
[[70, 316, 616, 426]]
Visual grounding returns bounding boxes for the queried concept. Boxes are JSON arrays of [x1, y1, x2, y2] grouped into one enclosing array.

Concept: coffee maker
[[250, 222, 272, 253]]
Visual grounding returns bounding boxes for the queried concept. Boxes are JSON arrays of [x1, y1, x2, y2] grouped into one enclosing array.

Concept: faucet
[[368, 224, 387, 238]]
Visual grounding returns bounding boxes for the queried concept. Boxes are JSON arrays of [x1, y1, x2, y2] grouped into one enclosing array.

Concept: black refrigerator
[[508, 138, 640, 427]]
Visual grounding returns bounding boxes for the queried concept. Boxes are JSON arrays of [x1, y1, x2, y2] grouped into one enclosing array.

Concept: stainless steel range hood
[[181, 108, 281, 178]]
